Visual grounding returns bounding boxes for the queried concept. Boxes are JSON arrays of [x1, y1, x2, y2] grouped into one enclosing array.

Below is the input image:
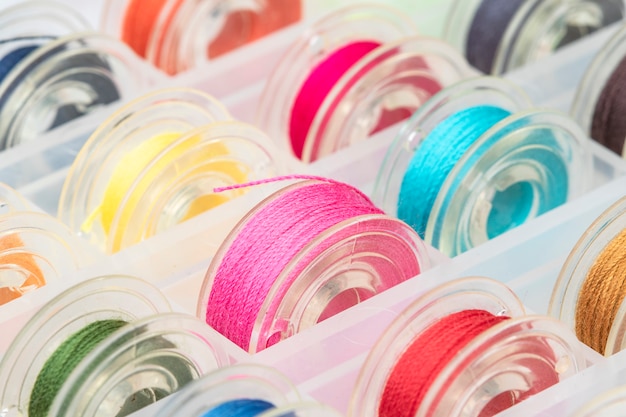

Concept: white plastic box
[[1, 2, 626, 416]]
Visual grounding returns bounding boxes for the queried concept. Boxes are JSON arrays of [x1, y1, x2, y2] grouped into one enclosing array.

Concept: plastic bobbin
[[258, 4, 473, 163], [550, 196, 626, 356], [155, 364, 299, 416], [445, 0, 625, 74], [154, 364, 343, 416], [0, 211, 93, 306], [571, 23, 626, 156], [574, 385, 626, 417], [59, 88, 286, 254], [0, 275, 230, 417], [373, 76, 591, 257], [0, 2, 148, 149], [199, 179, 429, 353], [350, 276, 586, 417], [101, 0, 302, 74]]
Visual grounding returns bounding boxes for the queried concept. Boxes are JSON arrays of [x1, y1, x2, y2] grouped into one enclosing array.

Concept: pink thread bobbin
[[198, 177, 430, 353], [257, 4, 474, 163]]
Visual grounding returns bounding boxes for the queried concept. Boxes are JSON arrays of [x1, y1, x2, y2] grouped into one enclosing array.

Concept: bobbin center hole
[[486, 181, 534, 239]]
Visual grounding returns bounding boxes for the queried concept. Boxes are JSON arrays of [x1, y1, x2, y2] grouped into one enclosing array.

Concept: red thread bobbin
[[350, 276, 586, 417]]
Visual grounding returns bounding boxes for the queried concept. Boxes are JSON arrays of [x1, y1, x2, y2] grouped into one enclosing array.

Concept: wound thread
[[591, 55, 626, 155], [205, 180, 384, 350], [379, 310, 510, 417], [0, 234, 45, 305], [398, 105, 511, 238], [29, 319, 128, 417], [202, 399, 276, 417], [204, 178, 425, 352], [466, 0, 524, 73], [289, 41, 381, 160], [576, 228, 626, 354]]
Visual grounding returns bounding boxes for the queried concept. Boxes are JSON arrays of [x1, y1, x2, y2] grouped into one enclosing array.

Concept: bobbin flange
[[350, 276, 586, 417], [0, 211, 94, 306], [59, 88, 284, 253], [571, 23, 626, 156], [550, 196, 626, 356], [445, 0, 625, 74], [48, 313, 230, 417], [0, 182, 29, 215], [259, 5, 472, 163], [0, 275, 171, 416], [374, 76, 591, 257], [574, 385, 626, 417], [154, 364, 300, 416], [430, 108, 589, 256], [0, 32, 148, 149], [199, 179, 429, 353], [102, 0, 302, 74]]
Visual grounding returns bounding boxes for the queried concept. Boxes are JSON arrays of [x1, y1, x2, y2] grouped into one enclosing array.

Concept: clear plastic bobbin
[[259, 5, 473, 163], [0, 275, 230, 417], [350, 276, 587, 417], [550, 196, 626, 356], [101, 0, 302, 74], [571, 23, 626, 155], [152, 363, 346, 416], [0, 2, 150, 149], [59, 88, 285, 253], [199, 179, 430, 353], [374, 76, 591, 257], [155, 364, 302, 416], [0, 211, 94, 306], [444, 0, 625, 74]]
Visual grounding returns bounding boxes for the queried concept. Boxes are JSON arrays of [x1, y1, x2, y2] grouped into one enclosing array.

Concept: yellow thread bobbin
[[59, 88, 286, 253]]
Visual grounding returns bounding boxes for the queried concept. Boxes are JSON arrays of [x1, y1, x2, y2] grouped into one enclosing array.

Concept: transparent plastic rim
[[372, 76, 532, 216], [302, 35, 474, 162], [0, 275, 171, 415], [549, 196, 626, 354], [349, 276, 525, 416], [108, 120, 285, 253], [256, 3, 417, 160], [58, 88, 231, 236], [427, 108, 590, 256], [154, 364, 301, 417], [571, 21, 626, 136], [50, 312, 231, 417]]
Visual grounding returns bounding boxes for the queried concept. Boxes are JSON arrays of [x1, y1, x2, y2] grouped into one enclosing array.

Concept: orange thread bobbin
[[120, 0, 301, 74]]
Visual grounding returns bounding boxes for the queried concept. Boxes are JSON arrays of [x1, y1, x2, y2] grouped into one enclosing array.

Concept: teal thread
[[29, 319, 127, 417], [398, 105, 511, 238]]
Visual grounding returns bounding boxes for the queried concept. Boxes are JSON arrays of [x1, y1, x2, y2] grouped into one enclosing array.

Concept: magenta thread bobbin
[[257, 4, 473, 163], [198, 178, 430, 353]]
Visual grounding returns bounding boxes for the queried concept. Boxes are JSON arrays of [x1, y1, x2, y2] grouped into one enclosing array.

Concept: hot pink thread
[[204, 179, 423, 351], [213, 174, 344, 193]]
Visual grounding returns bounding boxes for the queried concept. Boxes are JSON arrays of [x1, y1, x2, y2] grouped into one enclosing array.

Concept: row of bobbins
[[0, 0, 619, 154], [0, 1, 151, 150], [2, 74, 594, 350], [0, 275, 338, 416], [96, 0, 626, 75]]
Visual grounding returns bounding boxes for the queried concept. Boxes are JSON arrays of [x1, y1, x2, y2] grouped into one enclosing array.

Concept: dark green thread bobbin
[[29, 320, 128, 417]]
